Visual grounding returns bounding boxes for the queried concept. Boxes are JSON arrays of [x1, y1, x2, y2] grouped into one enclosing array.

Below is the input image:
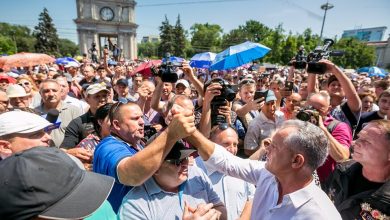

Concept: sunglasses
[[109, 101, 126, 123], [239, 79, 256, 86], [165, 157, 189, 166], [18, 82, 31, 86]]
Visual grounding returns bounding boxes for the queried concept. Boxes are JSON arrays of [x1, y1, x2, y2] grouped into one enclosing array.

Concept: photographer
[[304, 92, 352, 183], [244, 90, 285, 156], [307, 59, 362, 133]]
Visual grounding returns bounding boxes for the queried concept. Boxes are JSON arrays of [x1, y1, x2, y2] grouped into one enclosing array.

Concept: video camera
[[205, 78, 237, 126], [306, 39, 344, 74], [151, 53, 183, 83], [288, 45, 307, 69], [296, 106, 320, 126]]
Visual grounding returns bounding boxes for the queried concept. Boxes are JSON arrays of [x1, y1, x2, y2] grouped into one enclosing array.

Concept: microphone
[[44, 109, 61, 132], [46, 109, 59, 123]]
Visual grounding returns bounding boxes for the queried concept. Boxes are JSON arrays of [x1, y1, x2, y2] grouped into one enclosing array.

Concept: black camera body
[[307, 39, 344, 74], [151, 53, 182, 83], [296, 106, 320, 126], [288, 46, 307, 69], [205, 78, 237, 126]]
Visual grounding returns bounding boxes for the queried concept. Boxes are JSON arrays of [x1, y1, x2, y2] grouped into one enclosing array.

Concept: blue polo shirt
[[93, 135, 141, 213]]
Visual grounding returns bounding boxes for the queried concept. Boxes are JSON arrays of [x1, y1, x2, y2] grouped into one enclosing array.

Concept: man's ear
[[291, 154, 305, 169], [0, 140, 13, 159], [111, 119, 121, 131]]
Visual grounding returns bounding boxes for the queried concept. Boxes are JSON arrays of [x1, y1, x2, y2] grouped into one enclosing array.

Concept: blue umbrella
[[357, 66, 370, 73], [56, 57, 78, 65], [210, 41, 271, 71], [368, 66, 388, 78], [189, 52, 216, 68]]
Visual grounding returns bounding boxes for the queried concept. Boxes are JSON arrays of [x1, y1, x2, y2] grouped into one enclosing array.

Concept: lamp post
[[319, 2, 334, 40]]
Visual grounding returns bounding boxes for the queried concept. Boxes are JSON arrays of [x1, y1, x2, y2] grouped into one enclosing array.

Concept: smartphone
[[254, 90, 268, 101], [285, 81, 294, 91]]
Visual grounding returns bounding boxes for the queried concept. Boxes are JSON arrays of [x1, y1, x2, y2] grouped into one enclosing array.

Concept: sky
[[0, 0, 389, 45]]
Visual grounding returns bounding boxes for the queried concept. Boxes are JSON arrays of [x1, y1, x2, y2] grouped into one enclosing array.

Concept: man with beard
[[93, 101, 197, 213], [34, 79, 82, 147]]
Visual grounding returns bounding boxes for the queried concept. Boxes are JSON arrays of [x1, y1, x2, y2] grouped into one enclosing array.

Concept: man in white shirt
[[187, 120, 341, 219]]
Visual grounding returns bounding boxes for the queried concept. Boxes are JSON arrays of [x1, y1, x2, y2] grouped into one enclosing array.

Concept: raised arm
[[117, 112, 196, 186]]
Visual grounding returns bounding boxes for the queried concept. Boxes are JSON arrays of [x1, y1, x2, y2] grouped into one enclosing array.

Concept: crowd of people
[[0, 48, 389, 220]]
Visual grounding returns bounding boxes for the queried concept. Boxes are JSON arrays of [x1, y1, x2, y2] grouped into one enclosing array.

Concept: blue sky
[[0, 0, 389, 44]]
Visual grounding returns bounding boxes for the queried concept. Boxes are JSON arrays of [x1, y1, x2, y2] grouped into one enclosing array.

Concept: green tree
[[280, 33, 298, 65], [58, 38, 79, 57], [33, 8, 60, 56], [138, 41, 159, 59], [190, 23, 222, 52], [173, 15, 186, 57], [158, 15, 175, 57], [332, 37, 376, 68], [0, 23, 35, 53], [264, 24, 285, 64], [0, 35, 16, 55]]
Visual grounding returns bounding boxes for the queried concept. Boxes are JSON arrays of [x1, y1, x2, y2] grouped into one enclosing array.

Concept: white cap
[[64, 61, 80, 68], [175, 79, 190, 89], [245, 74, 254, 79], [6, 84, 29, 98], [0, 111, 52, 136], [86, 83, 110, 95]]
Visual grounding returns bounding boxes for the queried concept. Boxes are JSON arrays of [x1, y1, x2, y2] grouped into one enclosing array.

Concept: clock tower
[[74, 0, 138, 60]]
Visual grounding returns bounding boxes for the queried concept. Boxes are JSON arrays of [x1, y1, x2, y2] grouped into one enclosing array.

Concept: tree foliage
[[58, 38, 79, 57], [138, 41, 159, 59], [190, 23, 222, 52], [332, 37, 376, 69], [33, 8, 60, 56], [158, 15, 175, 57], [173, 15, 186, 57]]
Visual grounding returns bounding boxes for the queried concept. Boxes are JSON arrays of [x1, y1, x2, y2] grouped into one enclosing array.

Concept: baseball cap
[[64, 61, 80, 68], [264, 90, 277, 103], [165, 140, 196, 161], [116, 78, 128, 86], [0, 111, 52, 136], [86, 83, 110, 95], [6, 84, 29, 98], [0, 147, 114, 220], [0, 75, 16, 84], [175, 79, 190, 89]]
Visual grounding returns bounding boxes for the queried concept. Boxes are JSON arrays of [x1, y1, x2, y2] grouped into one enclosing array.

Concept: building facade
[[342, 26, 387, 42], [74, 0, 138, 60], [367, 35, 390, 68]]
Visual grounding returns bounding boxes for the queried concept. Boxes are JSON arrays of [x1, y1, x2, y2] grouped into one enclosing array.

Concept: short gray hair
[[280, 120, 329, 171]]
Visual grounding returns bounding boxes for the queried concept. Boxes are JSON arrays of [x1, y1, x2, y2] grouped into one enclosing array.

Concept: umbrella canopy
[[190, 52, 216, 68], [210, 41, 271, 71], [132, 60, 162, 77], [0, 52, 55, 70], [162, 56, 184, 64], [56, 57, 78, 65]]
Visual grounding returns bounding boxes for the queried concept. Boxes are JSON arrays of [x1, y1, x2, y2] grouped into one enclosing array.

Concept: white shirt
[[205, 144, 342, 220], [195, 157, 255, 220], [244, 110, 285, 150]]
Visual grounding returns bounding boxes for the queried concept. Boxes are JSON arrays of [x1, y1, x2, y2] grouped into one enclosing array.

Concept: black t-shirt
[[79, 77, 98, 87], [61, 111, 97, 148], [348, 171, 384, 198], [354, 111, 383, 139]]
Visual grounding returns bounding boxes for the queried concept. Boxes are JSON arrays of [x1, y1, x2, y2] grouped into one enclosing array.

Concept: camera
[[288, 45, 307, 69], [306, 39, 344, 74], [205, 78, 237, 126], [296, 106, 320, 126], [151, 53, 182, 83], [143, 125, 157, 141]]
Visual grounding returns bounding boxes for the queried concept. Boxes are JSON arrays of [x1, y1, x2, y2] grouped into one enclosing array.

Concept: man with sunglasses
[[119, 141, 226, 219], [93, 101, 197, 213]]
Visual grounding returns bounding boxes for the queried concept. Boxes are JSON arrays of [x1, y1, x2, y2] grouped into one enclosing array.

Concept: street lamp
[[319, 2, 334, 40]]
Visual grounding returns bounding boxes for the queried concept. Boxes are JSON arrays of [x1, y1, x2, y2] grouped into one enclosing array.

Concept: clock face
[[100, 7, 114, 21]]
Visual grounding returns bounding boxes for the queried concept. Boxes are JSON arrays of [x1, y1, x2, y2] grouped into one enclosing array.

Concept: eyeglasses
[[211, 122, 236, 134], [108, 101, 126, 123], [239, 79, 256, 87], [18, 82, 31, 87], [166, 157, 189, 166]]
